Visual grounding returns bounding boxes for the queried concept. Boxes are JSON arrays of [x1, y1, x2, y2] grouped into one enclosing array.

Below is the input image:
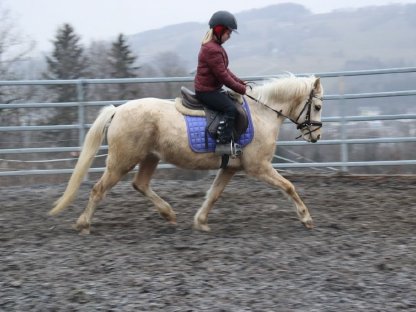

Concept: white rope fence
[[0, 154, 108, 164]]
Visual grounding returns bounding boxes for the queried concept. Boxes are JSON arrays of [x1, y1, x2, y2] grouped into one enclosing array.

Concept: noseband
[[246, 89, 323, 139], [294, 89, 323, 138]]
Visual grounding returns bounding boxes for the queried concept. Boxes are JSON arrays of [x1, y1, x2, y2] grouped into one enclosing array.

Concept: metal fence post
[[76, 79, 87, 180], [338, 76, 348, 172], [76, 80, 86, 145]]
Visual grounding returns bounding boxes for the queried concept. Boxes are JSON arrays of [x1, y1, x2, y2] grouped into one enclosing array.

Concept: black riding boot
[[217, 117, 234, 144], [215, 117, 242, 157]]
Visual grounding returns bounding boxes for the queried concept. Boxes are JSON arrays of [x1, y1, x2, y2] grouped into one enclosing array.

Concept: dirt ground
[[1, 173, 415, 311]]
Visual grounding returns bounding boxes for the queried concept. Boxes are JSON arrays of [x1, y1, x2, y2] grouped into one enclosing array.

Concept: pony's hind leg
[[248, 164, 313, 228], [75, 167, 126, 234], [194, 168, 236, 232], [132, 154, 176, 224]]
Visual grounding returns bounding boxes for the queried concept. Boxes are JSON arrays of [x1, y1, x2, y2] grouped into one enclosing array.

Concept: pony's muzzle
[[301, 122, 322, 143], [311, 134, 321, 143]]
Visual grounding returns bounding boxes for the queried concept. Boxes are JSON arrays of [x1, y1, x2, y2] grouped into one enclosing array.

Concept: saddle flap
[[204, 105, 248, 140], [178, 86, 249, 139], [234, 102, 248, 138], [184, 98, 254, 154]]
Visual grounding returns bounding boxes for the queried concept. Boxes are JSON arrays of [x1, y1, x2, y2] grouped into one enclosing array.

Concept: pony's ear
[[313, 77, 321, 92]]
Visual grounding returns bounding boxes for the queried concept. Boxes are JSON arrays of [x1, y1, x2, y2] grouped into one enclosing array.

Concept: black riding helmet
[[209, 10, 238, 31]]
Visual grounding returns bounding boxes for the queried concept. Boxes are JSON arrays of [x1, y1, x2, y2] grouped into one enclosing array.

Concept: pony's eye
[[314, 105, 321, 112]]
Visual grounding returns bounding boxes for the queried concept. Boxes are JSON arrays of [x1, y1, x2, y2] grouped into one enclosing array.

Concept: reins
[[245, 93, 296, 124], [245, 89, 323, 140]]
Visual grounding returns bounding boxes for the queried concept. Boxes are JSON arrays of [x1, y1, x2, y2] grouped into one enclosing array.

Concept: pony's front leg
[[194, 168, 236, 232], [248, 164, 313, 228]]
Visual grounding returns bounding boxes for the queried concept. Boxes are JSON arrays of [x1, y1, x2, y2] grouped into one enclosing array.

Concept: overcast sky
[[2, 0, 415, 52]]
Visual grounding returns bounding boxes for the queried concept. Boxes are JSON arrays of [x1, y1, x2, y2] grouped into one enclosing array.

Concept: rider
[[194, 10, 249, 154]]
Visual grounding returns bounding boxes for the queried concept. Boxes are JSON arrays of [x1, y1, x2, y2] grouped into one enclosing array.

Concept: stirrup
[[230, 142, 242, 158], [215, 141, 242, 158]]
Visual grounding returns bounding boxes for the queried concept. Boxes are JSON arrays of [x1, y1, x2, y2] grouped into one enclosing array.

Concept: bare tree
[[0, 1, 35, 153], [86, 40, 113, 102], [153, 51, 189, 99], [0, 2, 34, 81]]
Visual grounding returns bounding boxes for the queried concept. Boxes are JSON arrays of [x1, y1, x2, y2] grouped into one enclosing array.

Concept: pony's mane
[[253, 75, 316, 112]]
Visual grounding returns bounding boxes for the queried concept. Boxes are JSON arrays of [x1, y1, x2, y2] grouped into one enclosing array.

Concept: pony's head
[[254, 75, 324, 143], [293, 77, 323, 143]]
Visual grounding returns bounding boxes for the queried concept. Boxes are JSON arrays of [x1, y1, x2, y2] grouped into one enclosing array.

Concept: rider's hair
[[201, 29, 214, 44]]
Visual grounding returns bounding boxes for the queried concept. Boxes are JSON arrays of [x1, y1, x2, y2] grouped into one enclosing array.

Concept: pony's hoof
[[72, 223, 91, 235], [79, 228, 91, 235], [302, 219, 314, 229], [160, 211, 176, 224], [193, 222, 211, 232]]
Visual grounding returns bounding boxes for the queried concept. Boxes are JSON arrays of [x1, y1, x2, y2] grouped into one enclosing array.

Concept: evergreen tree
[[42, 24, 88, 147], [109, 34, 137, 78], [43, 24, 88, 103], [108, 34, 140, 99]]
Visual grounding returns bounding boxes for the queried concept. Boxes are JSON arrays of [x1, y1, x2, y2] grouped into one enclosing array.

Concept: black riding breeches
[[195, 90, 238, 143], [195, 90, 238, 121]]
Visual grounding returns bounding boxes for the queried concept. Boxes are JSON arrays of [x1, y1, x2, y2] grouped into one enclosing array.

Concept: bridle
[[246, 89, 323, 140], [294, 89, 323, 138]]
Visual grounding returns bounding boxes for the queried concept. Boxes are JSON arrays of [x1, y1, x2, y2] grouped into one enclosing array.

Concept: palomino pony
[[49, 75, 324, 234]]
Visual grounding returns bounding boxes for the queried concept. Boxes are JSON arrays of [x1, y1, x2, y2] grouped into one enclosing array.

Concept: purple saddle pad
[[185, 98, 254, 153]]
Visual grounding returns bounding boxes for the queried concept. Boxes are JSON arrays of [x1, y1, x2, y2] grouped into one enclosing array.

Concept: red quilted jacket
[[194, 40, 246, 94]]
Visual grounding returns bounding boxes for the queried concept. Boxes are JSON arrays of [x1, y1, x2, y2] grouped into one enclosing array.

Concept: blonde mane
[[253, 75, 316, 115]]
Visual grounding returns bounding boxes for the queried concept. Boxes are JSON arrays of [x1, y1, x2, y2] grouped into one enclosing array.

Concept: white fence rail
[[1, 67, 415, 177]]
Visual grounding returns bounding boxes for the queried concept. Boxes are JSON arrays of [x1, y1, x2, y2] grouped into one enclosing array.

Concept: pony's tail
[[48, 105, 117, 216]]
